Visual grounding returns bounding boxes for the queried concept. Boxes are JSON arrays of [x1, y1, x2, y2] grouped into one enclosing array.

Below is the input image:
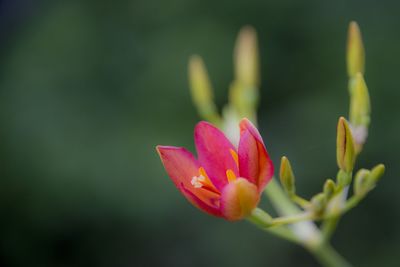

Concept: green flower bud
[[354, 165, 385, 196], [279, 156, 296, 195], [337, 117, 356, 172], [323, 179, 336, 199], [354, 169, 370, 196], [230, 26, 260, 122], [349, 73, 370, 127], [349, 73, 370, 154], [188, 55, 221, 125], [234, 26, 259, 88], [347, 21, 365, 77], [370, 164, 385, 183]]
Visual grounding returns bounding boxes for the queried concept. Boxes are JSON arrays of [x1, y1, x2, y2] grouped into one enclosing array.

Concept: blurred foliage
[[0, 0, 399, 266]]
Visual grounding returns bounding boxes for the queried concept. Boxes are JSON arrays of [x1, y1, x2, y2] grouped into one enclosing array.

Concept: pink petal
[[156, 146, 200, 188], [240, 118, 264, 144], [194, 122, 239, 191], [238, 119, 274, 191], [181, 186, 223, 218], [220, 178, 259, 221], [156, 145, 221, 214]]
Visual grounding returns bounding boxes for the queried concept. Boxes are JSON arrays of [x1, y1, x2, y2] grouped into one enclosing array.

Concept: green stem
[[249, 208, 353, 267], [265, 178, 323, 246], [343, 195, 363, 213], [307, 243, 353, 267], [272, 212, 315, 226], [264, 178, 303, 215], [248, 208, 301, 244], [291, 194, 311, 208], [321, 186, 349, 241], [262, 180, 353, 267], [321, 216, 340, 242]]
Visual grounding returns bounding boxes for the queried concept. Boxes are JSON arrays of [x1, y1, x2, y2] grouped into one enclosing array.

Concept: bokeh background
[[0, 0, 399, 266]]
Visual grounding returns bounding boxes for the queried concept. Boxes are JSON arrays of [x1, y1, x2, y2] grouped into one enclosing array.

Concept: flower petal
[[239, 118, 264, 144], [156, 146, 200, 188], [194, 122, 238, 191], [220, 178, 259, 221], [156, 145, 221, 215], [238, 119, 274, 191], [181, 185, 222, 217]]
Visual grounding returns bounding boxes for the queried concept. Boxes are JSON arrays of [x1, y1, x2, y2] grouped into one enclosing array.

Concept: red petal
[[240, 118, 264, 144], [156, 146, 200, 188], [194, 122, 239, 191], [156, 146, 221, 214], [238, 119, 274, 191], [181, 185, 222, 217]]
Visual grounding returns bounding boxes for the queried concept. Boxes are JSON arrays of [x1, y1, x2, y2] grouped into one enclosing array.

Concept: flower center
[[191, 167, 219, 194]]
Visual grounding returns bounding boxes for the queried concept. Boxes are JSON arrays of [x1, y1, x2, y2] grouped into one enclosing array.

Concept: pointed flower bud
[[279, 156, 296, 195], [323, 179, 336, 199], [347, 21, 365, 77], [354, 164, 385, 196], [234, 26, 259, 88], [230, 26, 260, 122], [370, 164, 385, 183], [188, 55, 221, 124], [349, 73, 370, 153], [354, 169, 370, 196], [337, 117, 356, 172]]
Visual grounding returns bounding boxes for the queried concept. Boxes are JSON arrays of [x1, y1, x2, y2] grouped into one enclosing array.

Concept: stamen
[[191, 167, 219, 194], [226, 169, 237, 182], [191, 175, 205, 188], [199, 167, 209, 179], [230, 149, 239, 166]]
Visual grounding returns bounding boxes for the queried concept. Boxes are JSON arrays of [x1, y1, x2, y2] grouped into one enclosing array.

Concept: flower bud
[[323, 179, 336, 199], [354, 164, 384, 197], [234, 26, 259, 88], [370, 164, 385, 181], [349, 73, 370, 154], [279, 156, 296, 195], [230, 26, 260, 122], [188, 55, 221, 124], [337, 117, 356, 172], [347, 21, 365, 77], [354, 169, 370, 196], [350, 73, 370, 127]]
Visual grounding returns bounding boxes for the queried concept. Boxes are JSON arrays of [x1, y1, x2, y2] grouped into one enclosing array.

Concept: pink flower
[[156, 118, 274, 221]]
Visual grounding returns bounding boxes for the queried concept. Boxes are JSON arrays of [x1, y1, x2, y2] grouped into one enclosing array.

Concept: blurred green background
[[0, 0, 399, 266]]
